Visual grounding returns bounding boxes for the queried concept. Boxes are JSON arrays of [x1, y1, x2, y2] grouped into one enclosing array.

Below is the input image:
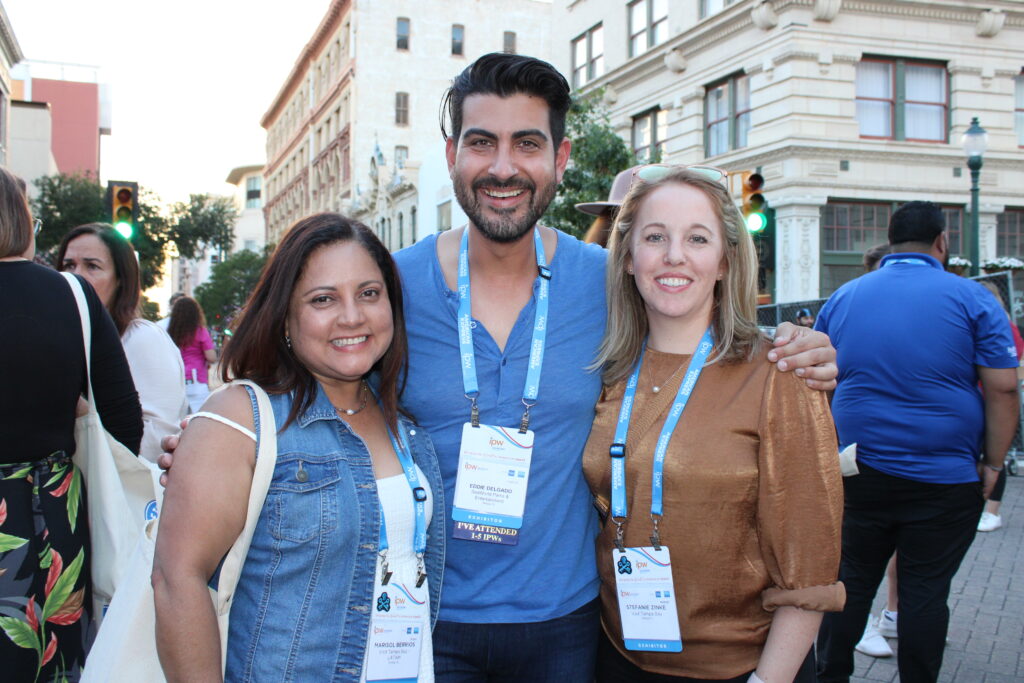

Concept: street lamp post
[[961, 117, 988, 277]]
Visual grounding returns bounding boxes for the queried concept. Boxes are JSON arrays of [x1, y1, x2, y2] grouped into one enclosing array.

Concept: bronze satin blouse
[[582, 345, 845, 679]]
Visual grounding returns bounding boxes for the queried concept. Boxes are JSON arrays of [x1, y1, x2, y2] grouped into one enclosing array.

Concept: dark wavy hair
[[56, 223, 141, 336], [220, 213, 408, 432], [167, 296, 207, 348], [440, 52, 572, 148]]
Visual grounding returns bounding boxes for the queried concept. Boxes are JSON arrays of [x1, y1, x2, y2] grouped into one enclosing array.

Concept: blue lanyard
[[376, 415, 429, 587], [609, 328, 714, 550], [457, 227, 551, 432]]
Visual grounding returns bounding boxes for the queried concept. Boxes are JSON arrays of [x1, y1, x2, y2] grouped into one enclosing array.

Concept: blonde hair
[[594, 167, 764, 385], [0, 167, 32, 258]]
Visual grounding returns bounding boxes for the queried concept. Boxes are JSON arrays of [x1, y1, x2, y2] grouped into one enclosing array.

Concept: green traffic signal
[[114, 221, 133, 239], [746, 212, 768, 233]]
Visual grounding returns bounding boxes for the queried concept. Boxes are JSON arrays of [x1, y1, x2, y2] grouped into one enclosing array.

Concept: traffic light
[[107, 181, 139, 239], [740, 171, 767, 233]]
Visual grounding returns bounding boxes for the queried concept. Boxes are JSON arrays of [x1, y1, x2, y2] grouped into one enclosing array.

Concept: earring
[[285, 335, 292, 349], [626, 266, 634, 275]]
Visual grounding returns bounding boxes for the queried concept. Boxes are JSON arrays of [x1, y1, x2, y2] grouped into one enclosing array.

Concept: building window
[[822, 202, 892, 254], [245, 176, 262, 209], [572, 24, 604, 89], [1015, 72, 1024, 147], [438, 200, 452, 232], [396, 18, 410, 50], [410, 206, 417, 243], [856, 58, 948, 142], [395, 145, 409, 168], [940, 206, 963, 256], [398, 213, 405, 249], [820, 201, 893, 295], [628, 0, 668, 58], [997, 208, 1024, 257], [452, 25, 465, 56], [705, 73, 750, 157], [395, 92, 409, 125], [632, 109, 667, 163], [700, 0, 736, 18], [504, 31, 517, 54]]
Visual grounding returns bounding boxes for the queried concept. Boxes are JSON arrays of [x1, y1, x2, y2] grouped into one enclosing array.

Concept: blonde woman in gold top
[[583, 166, 845, 682]]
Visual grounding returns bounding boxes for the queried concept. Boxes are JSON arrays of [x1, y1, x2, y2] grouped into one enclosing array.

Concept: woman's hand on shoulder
[[767, 322, 837, 391]]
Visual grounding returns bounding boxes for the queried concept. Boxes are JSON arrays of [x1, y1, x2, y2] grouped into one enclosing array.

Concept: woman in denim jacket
[[153, 213, 445, 682]]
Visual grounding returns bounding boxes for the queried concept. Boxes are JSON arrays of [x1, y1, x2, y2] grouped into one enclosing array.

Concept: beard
[[453, 174, 558, 244]]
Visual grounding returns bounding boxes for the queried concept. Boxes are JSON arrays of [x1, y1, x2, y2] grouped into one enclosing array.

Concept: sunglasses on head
[[631, 163, 729, 187]]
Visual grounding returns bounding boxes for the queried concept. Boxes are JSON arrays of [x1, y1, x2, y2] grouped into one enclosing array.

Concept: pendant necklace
[[648, 358, 686, 394], [335, 380, 368, 416]]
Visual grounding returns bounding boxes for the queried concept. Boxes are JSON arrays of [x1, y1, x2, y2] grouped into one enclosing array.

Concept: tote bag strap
[[214, 378, 279, 617], [61, 272, 99, 415]]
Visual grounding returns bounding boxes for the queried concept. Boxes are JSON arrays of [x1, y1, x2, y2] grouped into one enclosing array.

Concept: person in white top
[[58, 223, 188, 461]]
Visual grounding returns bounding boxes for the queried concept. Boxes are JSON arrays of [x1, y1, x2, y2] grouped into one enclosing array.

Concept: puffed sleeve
[[756, 367, 845, 612]]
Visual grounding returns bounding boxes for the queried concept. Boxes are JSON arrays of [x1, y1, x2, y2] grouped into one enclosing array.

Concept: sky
[[5, 0, 331, 203]]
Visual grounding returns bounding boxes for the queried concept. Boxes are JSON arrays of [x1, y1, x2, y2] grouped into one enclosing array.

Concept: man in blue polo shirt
[[815, 201, 1020, 682]]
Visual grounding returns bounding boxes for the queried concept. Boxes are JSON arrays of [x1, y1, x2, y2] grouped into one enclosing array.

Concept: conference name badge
[[612, 546, 683, 652], [365, 581, 429, 682], [451, 423, 534, 546]]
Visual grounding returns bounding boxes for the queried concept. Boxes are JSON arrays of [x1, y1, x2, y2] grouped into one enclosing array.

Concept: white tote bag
[[62, 272, 164, 619], [81, 378, 279, 681]]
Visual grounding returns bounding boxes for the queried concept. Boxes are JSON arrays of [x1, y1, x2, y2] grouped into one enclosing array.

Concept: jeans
[[433, 598, 600, 682], [817, 464, 983, 683]]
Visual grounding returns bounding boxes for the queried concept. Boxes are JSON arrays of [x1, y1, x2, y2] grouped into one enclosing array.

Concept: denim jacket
[[225, 384, 445, 682]]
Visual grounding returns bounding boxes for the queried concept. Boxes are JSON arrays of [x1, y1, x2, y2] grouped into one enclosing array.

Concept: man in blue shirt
[[815, 201, 1020, 682], [395, 53, 841, 682], [157, 53, 841, 682]]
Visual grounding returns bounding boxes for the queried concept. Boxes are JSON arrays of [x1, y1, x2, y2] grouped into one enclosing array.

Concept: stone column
[[977, 203, 1004, 264], [772, 196, 829, 303]]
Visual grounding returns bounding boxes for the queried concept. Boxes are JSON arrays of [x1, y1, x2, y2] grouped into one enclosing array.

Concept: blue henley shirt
[[394, 230, 607, 623]]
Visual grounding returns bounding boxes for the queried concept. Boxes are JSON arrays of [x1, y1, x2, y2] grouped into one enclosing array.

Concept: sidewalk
[[850, 474, 1024, 682]]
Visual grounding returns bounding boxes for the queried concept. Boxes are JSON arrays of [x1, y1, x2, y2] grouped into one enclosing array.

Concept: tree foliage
[[543, 91, 636, 240], [133, 188, 173, 290], [30, 173, 106, 253], [170, 194, 239, 260], [194, 248, 269, 330], [28, 174, 246, 291]]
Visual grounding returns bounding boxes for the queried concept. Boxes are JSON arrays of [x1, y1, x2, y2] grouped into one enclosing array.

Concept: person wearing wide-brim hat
[[577, 166, 639, 247]]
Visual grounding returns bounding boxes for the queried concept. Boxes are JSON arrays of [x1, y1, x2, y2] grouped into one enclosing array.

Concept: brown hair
[[220, 213, 409, 432], [56, 223, 141, 335], [0, 167, 32, 258], [595, 167, 763, 385], [167, 296, 207, 348]]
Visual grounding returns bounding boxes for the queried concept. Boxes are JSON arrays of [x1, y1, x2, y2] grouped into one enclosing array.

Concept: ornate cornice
[[261, 0, 350, 128], [583, 0, 1024, 98], [0, 3, 23, 67]]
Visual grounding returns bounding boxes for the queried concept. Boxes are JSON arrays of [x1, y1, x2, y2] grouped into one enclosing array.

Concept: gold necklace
[[334, 381, 368, 416]]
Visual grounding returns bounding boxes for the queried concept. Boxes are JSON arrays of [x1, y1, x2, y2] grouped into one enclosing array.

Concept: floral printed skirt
[[0, 452, 91, 682]]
